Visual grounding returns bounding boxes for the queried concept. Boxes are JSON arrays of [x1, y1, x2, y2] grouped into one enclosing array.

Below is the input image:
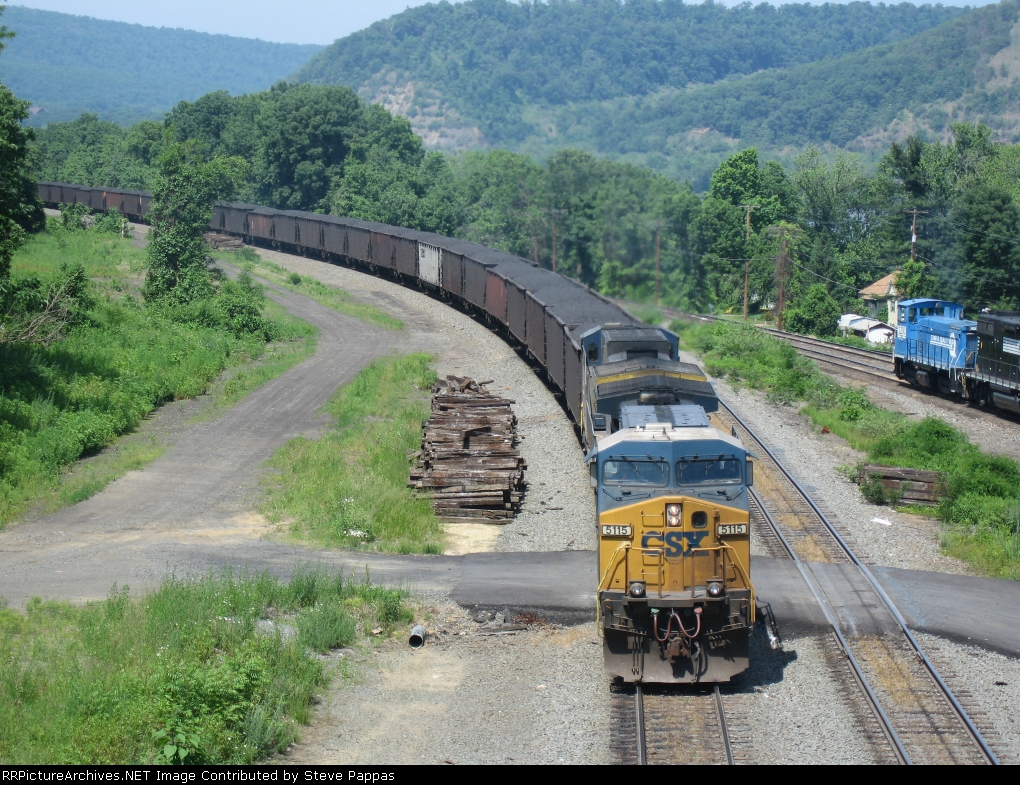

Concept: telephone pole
[[905, 207, 928, 261], [654, 229, 661, 304], [739, 204, 759, 320], [767, 224, 791, 331], [551, 217, 557, 272]]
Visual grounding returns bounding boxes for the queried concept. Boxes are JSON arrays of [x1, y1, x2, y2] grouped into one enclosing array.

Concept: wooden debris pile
[[409, 375, 526, 522], [204, 231, 245, 250], [858, 464, 944, 505]]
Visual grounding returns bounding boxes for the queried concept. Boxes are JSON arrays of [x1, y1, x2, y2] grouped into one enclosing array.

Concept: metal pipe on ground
[[408, 625, 427, 648]]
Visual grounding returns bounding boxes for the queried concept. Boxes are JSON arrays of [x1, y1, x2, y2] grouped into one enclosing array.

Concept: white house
[[839, 314, 895, 345]]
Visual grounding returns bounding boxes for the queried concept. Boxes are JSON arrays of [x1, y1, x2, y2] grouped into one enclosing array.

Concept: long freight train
[[37, 182, 756, 684], [894, 297, 1020, 415]]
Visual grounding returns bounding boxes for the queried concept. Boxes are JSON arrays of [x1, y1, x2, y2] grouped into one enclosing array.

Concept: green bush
[[297, 603, 357, 653], [0, 566, 414, 764]]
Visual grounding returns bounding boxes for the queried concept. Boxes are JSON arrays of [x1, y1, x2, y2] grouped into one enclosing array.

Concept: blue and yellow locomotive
[[581, 325, 755, 683]]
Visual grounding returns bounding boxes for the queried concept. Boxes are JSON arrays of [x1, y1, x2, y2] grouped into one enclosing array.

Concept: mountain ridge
[[0, 5, 323, 126], [294, 0, 1020, 186]]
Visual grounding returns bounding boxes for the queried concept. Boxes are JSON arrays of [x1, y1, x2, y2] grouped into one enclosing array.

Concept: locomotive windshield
[[676, 458, 743, 485], [602, 459, 669, 486]]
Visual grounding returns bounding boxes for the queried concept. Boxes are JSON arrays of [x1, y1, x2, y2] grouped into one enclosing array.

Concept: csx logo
[[641, 530, 708, 557]]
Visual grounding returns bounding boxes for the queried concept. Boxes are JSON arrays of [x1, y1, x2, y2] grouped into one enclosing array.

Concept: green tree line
[[31, 86, 1020, 335]]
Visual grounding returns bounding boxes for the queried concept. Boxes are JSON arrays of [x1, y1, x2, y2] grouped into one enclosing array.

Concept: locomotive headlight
[[628, 581, 646, 599], [707, 581, 725, 598], [666, 504, 681, 516], [667, 515, 681, 527]]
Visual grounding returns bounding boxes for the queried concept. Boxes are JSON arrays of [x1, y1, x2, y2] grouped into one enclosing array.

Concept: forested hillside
[[0, 6, 321, 126], [35, 79, 1020, 323], [294, 0, 969, 182], [550, 0, 1020, 185]]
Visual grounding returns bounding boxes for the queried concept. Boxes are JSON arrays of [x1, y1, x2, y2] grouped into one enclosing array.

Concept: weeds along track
[[714, 401, 1001, 765], [760, 329, 894, 380], [611, 684, 738, 765]]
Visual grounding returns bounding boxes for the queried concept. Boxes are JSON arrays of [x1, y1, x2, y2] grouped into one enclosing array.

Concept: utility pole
[[777, 232, 789, 331], [551, 217, 557, 273], [905, 207, 928, 261], [766, 225, 791, 331], [739, 204, 759, 320], [654, 229, 661, 304]]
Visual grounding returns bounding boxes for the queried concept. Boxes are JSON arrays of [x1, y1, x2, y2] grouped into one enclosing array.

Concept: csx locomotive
[[581, 325, 755, 683]]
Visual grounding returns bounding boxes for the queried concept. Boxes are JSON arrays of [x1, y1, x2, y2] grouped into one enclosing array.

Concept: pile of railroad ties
[[409, 375, 526, 522]]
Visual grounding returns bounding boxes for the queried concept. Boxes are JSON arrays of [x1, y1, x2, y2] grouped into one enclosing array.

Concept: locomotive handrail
[[689, 543, 755, 622]]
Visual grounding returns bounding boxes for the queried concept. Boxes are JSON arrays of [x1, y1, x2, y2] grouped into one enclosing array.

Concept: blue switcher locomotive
[[895, 299, 1020, 415]]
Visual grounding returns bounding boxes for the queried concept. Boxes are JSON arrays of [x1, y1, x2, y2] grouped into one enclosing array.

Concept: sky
[[9, 0, 994, 45]]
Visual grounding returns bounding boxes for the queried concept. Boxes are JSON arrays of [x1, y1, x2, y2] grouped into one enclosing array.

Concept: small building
[[859, 272, 899, 322], [839, 314, 895, 345]]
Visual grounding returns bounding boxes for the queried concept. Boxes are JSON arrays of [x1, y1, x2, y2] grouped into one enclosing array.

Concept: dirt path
[[0, 273, 400, 606]]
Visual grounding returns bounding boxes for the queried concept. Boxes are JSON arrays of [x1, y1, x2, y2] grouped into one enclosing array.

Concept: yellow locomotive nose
[[598, 493, 753, 684]]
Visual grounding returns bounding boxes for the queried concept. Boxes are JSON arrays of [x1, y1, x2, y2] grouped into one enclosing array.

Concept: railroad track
[[611, 684, 736, 765], [713, 401, 1002, 765], [760, 329, 894, 379]]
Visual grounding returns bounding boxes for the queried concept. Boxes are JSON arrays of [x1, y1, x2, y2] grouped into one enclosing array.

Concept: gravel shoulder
[[285, 599, 610, 765], [688, 350, 975, 575], [823, 367, 1020, 464]]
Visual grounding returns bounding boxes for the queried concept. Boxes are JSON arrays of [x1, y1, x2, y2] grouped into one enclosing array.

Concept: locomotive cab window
[[898, 308, 906, 323], [908, 307, 917, 324], [676, 458, 743, 485], [602, 459, 669, 486], [587, 345, 599, 361]]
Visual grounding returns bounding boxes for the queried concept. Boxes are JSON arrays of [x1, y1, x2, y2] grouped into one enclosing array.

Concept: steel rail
[[727, 400, 1001, 765], [749, 486, 911, 765], [790, 347, 893, 376], [760, 328, 893, 361], [634, 684, 647, 765], [714, 686, 735, 766]]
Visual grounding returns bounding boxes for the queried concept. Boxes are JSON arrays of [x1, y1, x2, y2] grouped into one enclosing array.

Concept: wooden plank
[[409, 374, 527, 519]]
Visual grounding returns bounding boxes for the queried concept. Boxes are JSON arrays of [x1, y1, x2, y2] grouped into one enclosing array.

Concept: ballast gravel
[[914, 631, 1020, 764], [250, 249, 595, 554], [688, 353, 974, 575]]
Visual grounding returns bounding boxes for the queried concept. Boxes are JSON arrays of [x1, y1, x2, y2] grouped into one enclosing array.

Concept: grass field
[[229, 250, 404, 331], [676, 319, 1020, 579], [261, 353, 444, 554], [0, 227, 316, 528], [0, 566, 412, 764]]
